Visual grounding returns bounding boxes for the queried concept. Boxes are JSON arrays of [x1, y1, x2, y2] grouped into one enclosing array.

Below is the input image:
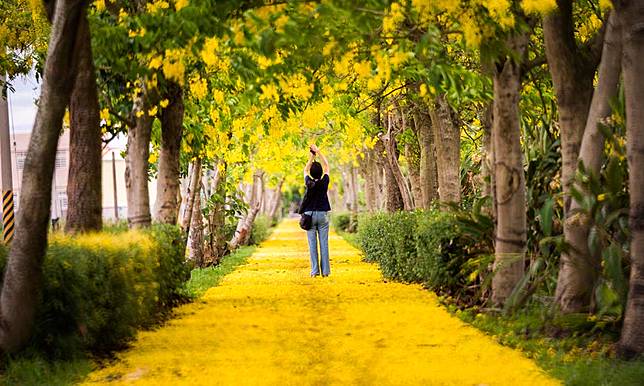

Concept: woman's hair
[[310, 161, 323, 179]]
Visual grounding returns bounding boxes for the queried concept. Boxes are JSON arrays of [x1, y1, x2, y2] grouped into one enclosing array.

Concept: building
[[4, 131, 158, 223]]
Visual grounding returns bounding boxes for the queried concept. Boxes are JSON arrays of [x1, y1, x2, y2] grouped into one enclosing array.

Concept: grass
[[0, 244, 258, 386], [186, 245, 256, 296], [453, 306, 644, 386], [0, 356, 92, 386], [334, 228, 360, 249]]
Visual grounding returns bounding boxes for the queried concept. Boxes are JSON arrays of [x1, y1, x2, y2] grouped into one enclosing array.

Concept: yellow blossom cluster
[[162, 48, 186, 85], [146, 0, 170, 14], [521, 0, 557, 14], [260, 83, 280, 103], [278, 74, 314, 101], [189, 74, 209, 100], [201, 36, 221, 69], [174, 0, 189, 11], [300, 100, 332, 129], [382, 2, 406, 40], [83, 220, 560, 386]]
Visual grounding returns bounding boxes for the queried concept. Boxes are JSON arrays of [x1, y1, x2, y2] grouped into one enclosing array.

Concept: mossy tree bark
[[154, 82, 184, 225], [555, 13, 623, 313], [412, 107, 439, 209], [490, 32, 528, 307], [428, 94, 460, 203], [65, 12, 102, 233], [125, 89, 154, 229], [544, 0, 606, 313]]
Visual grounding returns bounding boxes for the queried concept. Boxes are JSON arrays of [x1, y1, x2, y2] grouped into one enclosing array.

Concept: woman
[[301, 144, 331, 277]]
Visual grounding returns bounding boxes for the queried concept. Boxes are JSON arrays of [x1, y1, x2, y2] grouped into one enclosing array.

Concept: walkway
[[84, 219, 558, 385]]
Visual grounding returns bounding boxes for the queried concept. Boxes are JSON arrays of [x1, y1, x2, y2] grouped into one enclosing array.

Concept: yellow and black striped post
[[2, 190, 14, 243]]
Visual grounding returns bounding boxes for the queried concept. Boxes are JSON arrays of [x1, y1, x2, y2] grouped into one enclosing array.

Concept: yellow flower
[[354, 61, 372, 79], [201, 37, 220, 68], [175, 0, 189, 11], [99, 108, 110, 122], [146, 0, 170, 13], [419, 84, 428, 97], [260, 83, 280, 103], [597, 193, 606, 202], [521, 0, 556, 14], [95, 0, 106, 12], [274, 14, 289, 32], [189, 75, 209, 100], [149, 55, 163, 70], [99, 108, 111, 125], [160, 99, 170, 108], [148, 106, 158, 116], [162, 49, 186, 85], [118, 8, 128, 22]]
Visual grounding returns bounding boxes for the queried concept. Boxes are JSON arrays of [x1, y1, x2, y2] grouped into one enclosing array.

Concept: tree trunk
[[230, 170, 264, 249], [481, 104, 495, 199], [0, 0, 85, 353], [544, 1, 600, 214], [154, 82, 184, 225], [376, 136, 404, 212], [65, 13, 102, 234], [491, 32, 528, 307], [360, 149, 378, 212], [125, 89, 153, 229], [268, 178, 284, 222], [413, 108, 439, 208], [188, 184, 204, 266], [348, 165, 359, 231], [556, 12, 623, 313], [181, 159, 202, 233], [206, 163, 228, 263], [405, 139, 422, 209], [384, 112, 414, 210], [429, 94, 461, 203], [616, 0, 644, 358]]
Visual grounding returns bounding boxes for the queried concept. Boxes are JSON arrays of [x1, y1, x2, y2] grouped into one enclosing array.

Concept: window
[[57, 191, 68, 210], [55, 151, 66, 168], [16, 152, 27, 170]]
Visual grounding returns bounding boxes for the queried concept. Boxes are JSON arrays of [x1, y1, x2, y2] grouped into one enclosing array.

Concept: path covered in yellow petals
[[84, 219, 559, 385]]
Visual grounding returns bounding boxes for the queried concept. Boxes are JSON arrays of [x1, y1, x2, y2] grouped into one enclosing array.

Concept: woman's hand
[[310, 144, 319, 153]]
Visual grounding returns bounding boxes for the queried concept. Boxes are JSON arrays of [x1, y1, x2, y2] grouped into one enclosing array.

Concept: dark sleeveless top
[[299, 174, 331, 213]]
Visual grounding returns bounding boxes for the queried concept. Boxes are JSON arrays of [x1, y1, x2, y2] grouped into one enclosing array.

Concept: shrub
[[0, 224, 189, 358], [357, 206, 493, 304], [358, 211, 418, 281], [249, 215, 272, 245], [331, 212, 350, 232], [331, 212, 352, 233]]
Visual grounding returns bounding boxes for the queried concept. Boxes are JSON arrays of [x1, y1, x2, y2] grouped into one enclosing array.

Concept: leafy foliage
[[357, 205, 493, 305], [331, 212, 353, 233]]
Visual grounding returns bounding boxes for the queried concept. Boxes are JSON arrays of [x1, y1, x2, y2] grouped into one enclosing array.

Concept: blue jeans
[[305, 211, 330, 276]]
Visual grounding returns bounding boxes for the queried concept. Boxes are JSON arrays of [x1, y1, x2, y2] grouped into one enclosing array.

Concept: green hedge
[[357, 209, 493, 302], [249, 215, 272, 245], [0, 224, 189, 358], [331, 212, 352, 233]]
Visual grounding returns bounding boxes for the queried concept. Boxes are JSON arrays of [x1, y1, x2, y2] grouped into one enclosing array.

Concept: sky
[[5, 72, 129, 151], [7, 71, 40, 133]]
